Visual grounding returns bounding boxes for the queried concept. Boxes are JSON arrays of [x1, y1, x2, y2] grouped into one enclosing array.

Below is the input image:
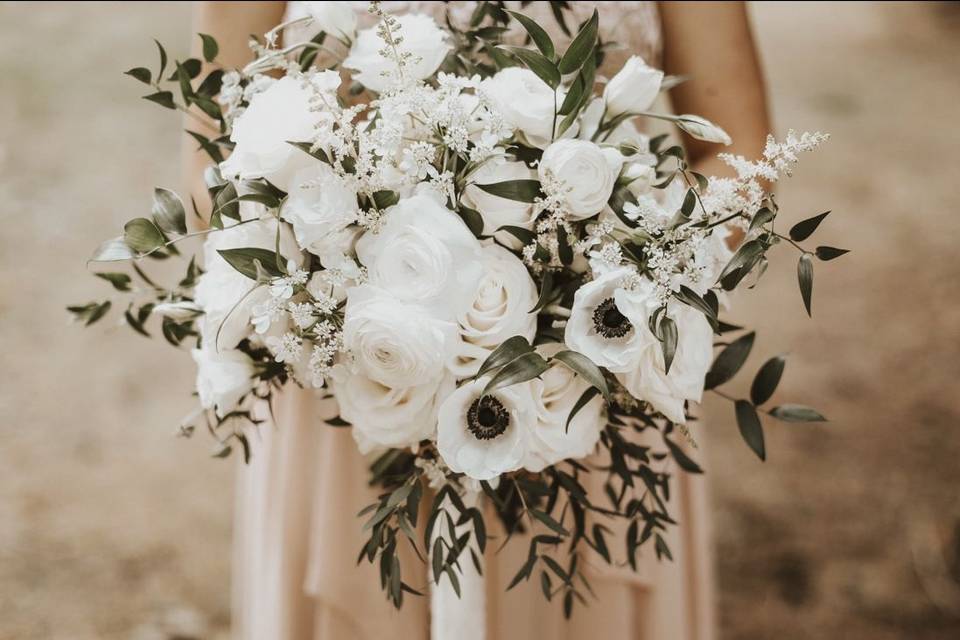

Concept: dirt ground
[[1, 2, 959, 639]]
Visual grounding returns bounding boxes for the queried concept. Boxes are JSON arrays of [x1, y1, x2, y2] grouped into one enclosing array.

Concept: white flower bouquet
[[73, 1, 843, 615]]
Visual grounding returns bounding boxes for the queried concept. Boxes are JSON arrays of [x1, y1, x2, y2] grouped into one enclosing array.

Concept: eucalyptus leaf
[[815, 246, 849, 261], [735, 400, 766, 461], [123, 218, 165, 254], [475, 179, 543, 203], [565, 386, 600, 432], [458, 205, 485, 238], [474, 335, 533, 379], [199, 33, 219, 62], [657, 315, 678, 374], [154, 39, 168, 78], [505, 10, 555, 59], [798, 253, 814, 316], [552, 350, 609, 401], [769, 404, 826, 422], [789, 211, 830, 241], [750, 355, 785, 406], [151, 187, 187, 235], [664, 437, 703, 474], [90, 236, 136, 262], [500, 46, 560, 88], [481, 351, 549, 396], [216, 247, 285, 280], [125, 67, 151, 84], [143, 91, 176, 110], [557, 9, 598, 74], [704, 331, 755, 390], [94, 272, 132, 292]]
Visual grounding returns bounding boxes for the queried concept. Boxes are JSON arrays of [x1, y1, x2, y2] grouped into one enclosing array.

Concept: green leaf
[[704, 331, 755, 390], [475, 179, 543, 203], [125, 67, 151, 84], [68, 301, 113, 326], [143, 91, 176, 110], [798, 253, 814, 316], [674, 286, 719, 332], [174, 61, 195, 105], [94, 272, 132, 292], [530, 269, 556, 313], [735, 400, 765, 461], [474, 335, 533, 379], [657, 315, 678, 374], [287, 140, 331, 164], [552, 350, 610, 401], [500, 46, 560, 88], [372, 190, 400, 210], [199, 33, 219, 62], [815, 246, 849, 261], [497, 225, 537, 245], [565, 386, 600, 432], [557, 73, 585, 116], [769, 404, 826, 422], [196, 68, 224, 98], [681, 188, 697, 217], [151, 187, 187, 235], [506, 10, 555, 59], [90, 236, 136, 262], [718, 239, 764, 288], [216, 247, 285, 280], [750, 356, 785, 406], [556, 224, 573, 265], [154, 39, 168, 79], [481, 351, 549, 396], [123, 218, 165, 254], [458, 205, 485, 238], [749, 207, 776, 232], [789, 211, 830, 241], [531, 509, 569, 536], [557, 9, 598, 74], [664, 437, 703, 474]]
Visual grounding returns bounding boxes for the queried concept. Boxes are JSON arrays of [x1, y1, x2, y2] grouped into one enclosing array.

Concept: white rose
[[616, 302, 713, 424], [603, 55, 663, 118], [538, 139, 622, 219], [436, 378, 537, 481], [622, 162, 656, 198], [355, 194, 483, 318], [450, 245, 538, 377], [523, 346, 605, 472], [343, 14, 451, 93], [302, 1, 357, 42], [220, 75, 336, 191], [480, 67, 565, 148], [342, 285, 457, 388], [194, 218, 302, 349], [335, 370, 453, 453], [462, 157, 537, 246], [191, 347, 256, 418], [281, 164, 358, 254]]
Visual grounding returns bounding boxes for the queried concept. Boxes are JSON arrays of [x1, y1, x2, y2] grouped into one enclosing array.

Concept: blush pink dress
[[232, 3, 716, 639]]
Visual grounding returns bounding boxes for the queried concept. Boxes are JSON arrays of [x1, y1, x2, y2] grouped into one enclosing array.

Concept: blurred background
[[1, 1, 959, 639]]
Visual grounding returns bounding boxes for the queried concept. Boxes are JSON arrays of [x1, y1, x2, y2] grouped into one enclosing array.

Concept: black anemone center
[[467, 396, 510, 440], [593, 297, 633, 339]]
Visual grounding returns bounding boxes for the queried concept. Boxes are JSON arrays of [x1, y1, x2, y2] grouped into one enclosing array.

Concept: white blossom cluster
[[186, 2, 826, 484]]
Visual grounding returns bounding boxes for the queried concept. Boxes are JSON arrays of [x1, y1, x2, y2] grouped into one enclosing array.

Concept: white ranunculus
[[302, 1, 357, 42], [616, 301, 714, 424], [436, 378, 536, 481], [480, 67, 565, 148], [450, 245, 538, 377], [191, 347, 256, 418], [462, 157, 537, 246], [355, 194, 483, 318], [603, 55, 663, 118], [343, 14, 451, 93], [523, 346, 605, 472], [281, 164, 358, 254], [194, 218, 302, 349], [342, 284, 457, 388], [335, 370, 453, 453], [219, 75, 335, 191], [538, 139, 622, 219]]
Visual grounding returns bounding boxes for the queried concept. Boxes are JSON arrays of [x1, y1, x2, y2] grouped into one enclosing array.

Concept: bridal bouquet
[[72, 1, 842, 616]]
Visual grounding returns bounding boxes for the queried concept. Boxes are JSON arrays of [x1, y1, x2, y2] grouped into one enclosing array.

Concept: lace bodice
[[283, 1, 663, 73]]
